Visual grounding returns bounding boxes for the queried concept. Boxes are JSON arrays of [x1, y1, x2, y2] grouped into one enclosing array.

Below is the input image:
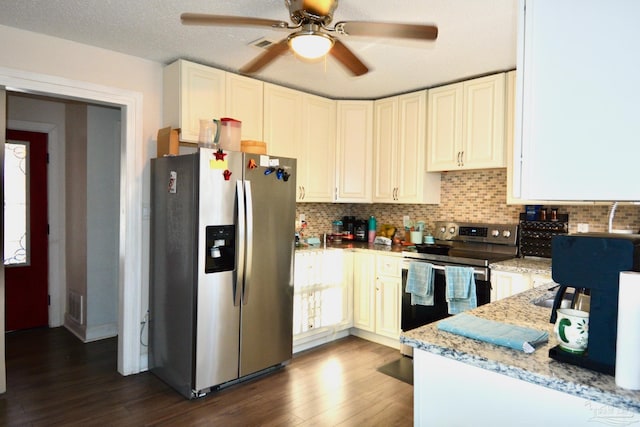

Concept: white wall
[[0, 23, 164, 380], [86, 105, 120, 339]]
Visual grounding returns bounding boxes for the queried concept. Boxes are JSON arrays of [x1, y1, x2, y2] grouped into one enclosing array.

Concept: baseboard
[[63, 316, 117, 343], [293, 329, 350, 354], [85, 322, 117, 342], [349, 328, 402, 350]]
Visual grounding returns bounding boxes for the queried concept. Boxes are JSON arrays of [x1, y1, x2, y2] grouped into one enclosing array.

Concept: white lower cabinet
[[352, 252, 402, 348], [374, 255, 402, 340], [293, 250, 353, 353], [294, 249, 403, 351], [490, 269, 552, 302]]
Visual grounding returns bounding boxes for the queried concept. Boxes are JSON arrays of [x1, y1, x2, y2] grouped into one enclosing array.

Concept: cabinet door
[[375, 275, 401, 340], [372, 97, 398, 202], [515, 0, 640, 201], [335, 100, 373, 203], [462, 73, 506, 169], [490, 271, 531, 302], [298, 94, 336, 202], [427, 83, 463, 171], [352, 252, 376, 332], [396, 91, 427, 203], [163, 59, 226, 143], [340, 251, 354, 328], [225, 73, 263, 142], [263, 83, 302, 158]]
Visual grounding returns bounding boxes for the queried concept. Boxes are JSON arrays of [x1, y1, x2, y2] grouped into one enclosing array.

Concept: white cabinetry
[[352, 252, 402, 348], [427, 73, 506, 171], [299, 94, 336, 202], [293, 250, 353, 353], [163, 59, 226, 143], [352, 252, 377, 331], [514, 0, 640, 201], [263, 83, 302, 158], [335, 100, 373, 203], [490, 269, 552, 302], [374, 255, 402, 340], [264, 84, 336, 202], [373, 91, 440, 204], [225, 73, 263, 141]]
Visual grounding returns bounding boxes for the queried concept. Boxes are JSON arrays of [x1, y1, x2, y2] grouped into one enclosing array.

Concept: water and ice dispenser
[[205, 225, 235, 273]]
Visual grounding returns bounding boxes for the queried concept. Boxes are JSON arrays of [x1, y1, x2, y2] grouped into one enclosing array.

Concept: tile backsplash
[[296, 168, 640, 239]]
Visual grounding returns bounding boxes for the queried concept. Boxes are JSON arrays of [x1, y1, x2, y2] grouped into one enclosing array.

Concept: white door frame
[[0, 66, 143, 376]]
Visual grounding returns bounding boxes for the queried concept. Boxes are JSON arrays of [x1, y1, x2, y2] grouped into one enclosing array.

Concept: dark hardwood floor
[[1, 328, 413, 426]]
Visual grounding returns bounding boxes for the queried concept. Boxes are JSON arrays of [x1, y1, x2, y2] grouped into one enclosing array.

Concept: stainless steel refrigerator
[[149, 147, 296, 399]]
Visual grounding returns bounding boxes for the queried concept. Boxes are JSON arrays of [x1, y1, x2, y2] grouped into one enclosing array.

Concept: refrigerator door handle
[[243, 180, 254, 305], [235, 180, 245, 307]]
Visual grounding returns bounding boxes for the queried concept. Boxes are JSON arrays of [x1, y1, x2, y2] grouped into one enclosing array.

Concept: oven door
[[400, 259, 491, 333]]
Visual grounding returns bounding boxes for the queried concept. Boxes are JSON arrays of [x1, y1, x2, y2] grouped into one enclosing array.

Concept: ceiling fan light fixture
[[288, 31, 334, 60]]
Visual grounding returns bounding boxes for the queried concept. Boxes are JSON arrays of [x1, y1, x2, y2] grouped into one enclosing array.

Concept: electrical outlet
[[577, 223, 589, 233], [299, 214, 305, 222]]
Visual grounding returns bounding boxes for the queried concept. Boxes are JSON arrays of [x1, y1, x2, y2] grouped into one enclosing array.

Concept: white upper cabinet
[[263, 83, 302, 159], [225, 73, 263, 142], [515, 0, 640, 201], [163, 59, 226, 143], [335, 100, 374, 203], [427, 73, 506, 171], [298, 94, 336, 202], [264, 83, 336, 202], [373, 91, 441, 204]]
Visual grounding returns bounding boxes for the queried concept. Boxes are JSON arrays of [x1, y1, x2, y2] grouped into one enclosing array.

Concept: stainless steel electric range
[[400, 221, 519, 355]]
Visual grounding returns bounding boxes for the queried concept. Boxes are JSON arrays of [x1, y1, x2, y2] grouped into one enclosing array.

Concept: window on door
[[4, 140, 30, 266]]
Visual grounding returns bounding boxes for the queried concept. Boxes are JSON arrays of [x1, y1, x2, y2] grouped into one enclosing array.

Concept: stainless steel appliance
[[149, 148, 296, 399], [401, 221, 519, 355]]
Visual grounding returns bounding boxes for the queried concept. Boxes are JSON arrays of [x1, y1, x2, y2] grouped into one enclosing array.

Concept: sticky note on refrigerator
[[210, 159, 228, 170]]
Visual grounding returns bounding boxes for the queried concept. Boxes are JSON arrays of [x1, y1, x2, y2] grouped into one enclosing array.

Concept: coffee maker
[[550, 234, 640, 375]]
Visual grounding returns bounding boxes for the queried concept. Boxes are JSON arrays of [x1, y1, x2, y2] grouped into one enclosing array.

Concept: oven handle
[[402, 261, 488, 281]]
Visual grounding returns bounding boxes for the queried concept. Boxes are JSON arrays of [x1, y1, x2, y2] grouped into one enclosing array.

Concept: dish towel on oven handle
[[406, 262, 434, 306], [437, 313, 549, 353], [445, 265, 476, 314]]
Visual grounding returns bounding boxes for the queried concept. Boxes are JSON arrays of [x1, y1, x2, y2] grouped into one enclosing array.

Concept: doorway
[[4, 129, 49, 331], [0, 68, 144, 380]]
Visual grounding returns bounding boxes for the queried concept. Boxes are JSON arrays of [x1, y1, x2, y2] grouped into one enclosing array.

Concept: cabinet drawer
[[376, 255, 402, 277]]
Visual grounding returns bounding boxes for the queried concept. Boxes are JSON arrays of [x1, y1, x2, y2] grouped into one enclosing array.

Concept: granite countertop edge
[[489, 257, 552, 275], [400, 286, 640, 413]]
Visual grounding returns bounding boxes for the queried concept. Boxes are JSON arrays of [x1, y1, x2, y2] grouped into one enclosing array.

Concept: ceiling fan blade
[[335, 21, 438, 40], [181, 13, 290, 29], [329, 39, 369, 76], [240, 39, 290, 74]]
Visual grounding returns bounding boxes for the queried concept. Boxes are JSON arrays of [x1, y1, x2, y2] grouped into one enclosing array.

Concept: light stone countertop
[[295, 241, 405, 255], [400, 285, 640, 413], [490, 257, 552, 275]]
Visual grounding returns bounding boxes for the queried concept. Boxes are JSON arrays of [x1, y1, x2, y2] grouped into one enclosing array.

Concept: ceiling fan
[[180, 0, 438, 76]]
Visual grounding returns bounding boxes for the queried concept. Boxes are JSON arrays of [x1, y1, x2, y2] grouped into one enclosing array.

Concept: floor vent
[[68, 291, 84, 325]]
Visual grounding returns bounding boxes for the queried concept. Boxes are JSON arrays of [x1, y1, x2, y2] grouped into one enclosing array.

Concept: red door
[[5, 129, 49, 331]]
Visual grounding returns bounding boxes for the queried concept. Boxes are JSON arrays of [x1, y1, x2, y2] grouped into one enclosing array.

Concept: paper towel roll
[[616, 271, 640, 389]]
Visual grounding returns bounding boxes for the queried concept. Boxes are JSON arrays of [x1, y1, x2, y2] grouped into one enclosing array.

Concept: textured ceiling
[[0, 0, 518, 99]]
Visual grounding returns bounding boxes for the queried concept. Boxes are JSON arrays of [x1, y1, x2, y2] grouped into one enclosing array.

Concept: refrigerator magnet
[[223, 169, 232, 181], [168, 171, 177, 194]]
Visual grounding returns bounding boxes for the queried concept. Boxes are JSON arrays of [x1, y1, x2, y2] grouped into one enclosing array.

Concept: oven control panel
[[433, 221, 518, 246]]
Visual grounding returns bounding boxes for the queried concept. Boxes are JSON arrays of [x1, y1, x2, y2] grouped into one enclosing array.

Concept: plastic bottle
[[368, 215, 377, 243]]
